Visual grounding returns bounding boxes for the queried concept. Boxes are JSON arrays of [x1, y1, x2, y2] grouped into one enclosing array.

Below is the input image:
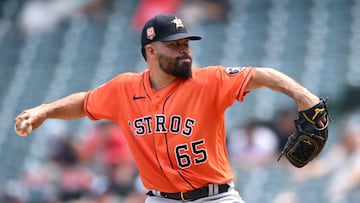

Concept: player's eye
[[165, 41, 189, 49], [165, 41, 179, 47]]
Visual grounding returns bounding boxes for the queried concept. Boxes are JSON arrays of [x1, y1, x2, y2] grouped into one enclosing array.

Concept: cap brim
[[160, 33, 201, 41]]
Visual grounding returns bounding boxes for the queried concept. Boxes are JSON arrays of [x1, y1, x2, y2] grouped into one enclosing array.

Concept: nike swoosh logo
[[133, 95, 146, 100]]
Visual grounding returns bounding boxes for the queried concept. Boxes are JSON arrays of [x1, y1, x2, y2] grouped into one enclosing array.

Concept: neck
[[149, 68, 177, 91]]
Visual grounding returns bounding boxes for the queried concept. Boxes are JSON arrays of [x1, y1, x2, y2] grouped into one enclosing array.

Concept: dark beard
[[158, 54, 192, 79]]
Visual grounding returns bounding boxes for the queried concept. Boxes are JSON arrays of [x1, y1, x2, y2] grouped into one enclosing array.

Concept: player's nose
[[180, 46, 190, 56]]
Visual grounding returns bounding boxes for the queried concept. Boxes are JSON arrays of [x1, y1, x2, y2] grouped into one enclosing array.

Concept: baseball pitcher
[[14, 14, 329, 203]]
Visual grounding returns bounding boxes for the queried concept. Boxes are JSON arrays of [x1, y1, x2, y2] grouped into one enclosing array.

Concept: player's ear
[[145, 45, 157, 60]]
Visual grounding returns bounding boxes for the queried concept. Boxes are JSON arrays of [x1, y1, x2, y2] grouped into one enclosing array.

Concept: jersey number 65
[[174, 139, 208, 168]]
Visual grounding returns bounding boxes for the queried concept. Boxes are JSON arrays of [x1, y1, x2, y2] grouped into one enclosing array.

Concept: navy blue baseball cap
[[141, 14, 201, 60]]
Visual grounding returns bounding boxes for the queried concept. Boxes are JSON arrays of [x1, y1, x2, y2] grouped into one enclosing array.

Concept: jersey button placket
[[153, 95, 162, 112], [151, 95, 170, 183]]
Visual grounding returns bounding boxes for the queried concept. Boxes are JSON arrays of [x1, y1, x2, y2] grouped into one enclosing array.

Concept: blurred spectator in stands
[[77, 121, 138, 200], [228, 119, 279, 168], [79, 0, 107, 20], [4, 168, 55, 203], [291, 110, 360, 203], [50, 135, 94, 202], [3, 180, 27, 203], [120, 174, 147, 203], [177, 0, 231, 27], [130, 0, 231, 30], [273, 190, 299, 203], [42, 120, 69, 161], [3, 121, 84, 203], [18, 0, 105, 35], [15, 166, 56, 203], [131, 0, 181, 30], [271, 108, 296, 154]]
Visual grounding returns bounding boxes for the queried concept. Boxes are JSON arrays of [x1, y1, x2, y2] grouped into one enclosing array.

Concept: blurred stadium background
[[0, 0, 360, 202]]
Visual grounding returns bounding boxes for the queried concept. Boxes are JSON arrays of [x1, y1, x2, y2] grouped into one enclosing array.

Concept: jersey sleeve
[[212, 66, 255, 106], [84, 75, 124, 121]]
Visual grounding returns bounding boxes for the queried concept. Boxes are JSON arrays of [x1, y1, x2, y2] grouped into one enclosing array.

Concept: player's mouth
[[179, 58, 192, 63], [177, 55, 192, 63]]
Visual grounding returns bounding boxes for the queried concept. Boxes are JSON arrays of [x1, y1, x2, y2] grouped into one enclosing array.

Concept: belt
[[146, 183, 230, 201]]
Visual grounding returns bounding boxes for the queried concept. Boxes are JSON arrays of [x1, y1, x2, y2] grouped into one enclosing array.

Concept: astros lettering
[[128, 114, 195, 136]]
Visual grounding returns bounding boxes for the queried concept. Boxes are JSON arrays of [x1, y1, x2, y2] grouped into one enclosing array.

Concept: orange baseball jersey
[[84, 66, 255, 192]]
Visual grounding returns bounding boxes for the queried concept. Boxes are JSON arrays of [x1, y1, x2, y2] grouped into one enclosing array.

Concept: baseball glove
[[278, 98, 330, 168]]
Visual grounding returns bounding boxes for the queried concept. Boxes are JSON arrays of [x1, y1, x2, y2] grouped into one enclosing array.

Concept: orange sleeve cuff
[[83, 91, 98, 121], [237, 67, 256, 102]]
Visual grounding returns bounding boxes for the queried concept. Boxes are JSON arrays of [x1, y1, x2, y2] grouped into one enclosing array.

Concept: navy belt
[[146, 183, 230, 201]]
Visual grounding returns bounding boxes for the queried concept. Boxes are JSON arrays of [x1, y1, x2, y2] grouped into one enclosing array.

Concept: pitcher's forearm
[[246, 68, 320, 111], [14, 92, 87, 133], [43, 92, 87, 119]]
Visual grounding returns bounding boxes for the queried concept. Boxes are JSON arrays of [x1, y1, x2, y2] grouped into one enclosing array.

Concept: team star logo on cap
[[171, 17, 184, 29]]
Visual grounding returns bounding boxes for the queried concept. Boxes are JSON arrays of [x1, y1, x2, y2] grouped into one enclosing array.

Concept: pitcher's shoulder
[[113, 70, 148, 82], [192, 66, 252, 76]]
